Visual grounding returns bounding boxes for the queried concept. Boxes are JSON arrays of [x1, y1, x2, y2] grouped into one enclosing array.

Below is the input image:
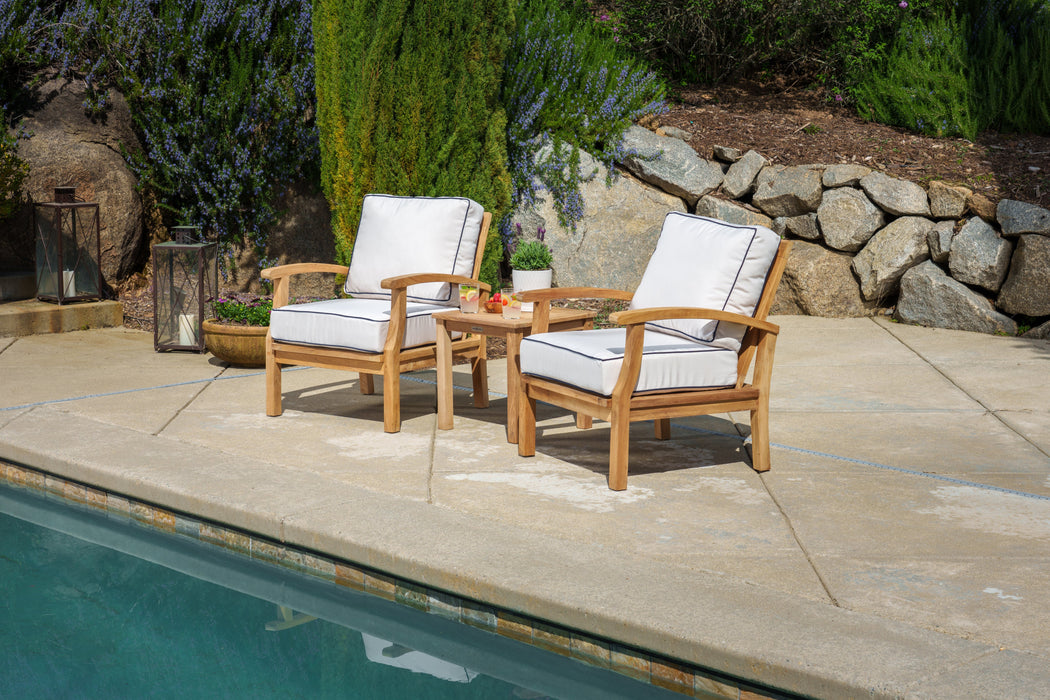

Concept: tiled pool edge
[[0, 460, 787, 700]]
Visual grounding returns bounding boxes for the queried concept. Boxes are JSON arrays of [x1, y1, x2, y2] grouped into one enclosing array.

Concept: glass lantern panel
[[34, 203, 101, 303]]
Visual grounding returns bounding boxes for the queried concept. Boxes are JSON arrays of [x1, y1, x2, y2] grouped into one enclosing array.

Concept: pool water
[[0, 484, 689, 699]]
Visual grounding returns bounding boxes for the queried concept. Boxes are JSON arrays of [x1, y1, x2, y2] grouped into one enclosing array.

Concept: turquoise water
[[0, 484, 686, 699]]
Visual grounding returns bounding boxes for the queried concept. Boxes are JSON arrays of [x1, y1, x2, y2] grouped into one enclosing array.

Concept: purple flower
[[835, 94, 843, 102], [898, 1, 908, 7]]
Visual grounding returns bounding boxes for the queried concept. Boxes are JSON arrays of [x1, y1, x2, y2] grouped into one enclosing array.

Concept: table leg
[[472, 334, 488, 408], [436, 318, 453, 430], [505, 330, 523, 444]]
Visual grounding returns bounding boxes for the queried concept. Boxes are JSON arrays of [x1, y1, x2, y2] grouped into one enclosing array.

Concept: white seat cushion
[[630, 213, 781, 352], [345, 194, 484, 305], [520, 328, 738, 397], [270, 298, 457, 353]]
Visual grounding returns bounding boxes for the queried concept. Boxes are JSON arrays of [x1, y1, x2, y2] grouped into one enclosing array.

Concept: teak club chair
[[516, 213, 792, 491], [261, 194, 492, 432]]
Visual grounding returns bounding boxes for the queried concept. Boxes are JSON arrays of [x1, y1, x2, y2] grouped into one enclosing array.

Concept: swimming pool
[[0, 481, 702, 699]]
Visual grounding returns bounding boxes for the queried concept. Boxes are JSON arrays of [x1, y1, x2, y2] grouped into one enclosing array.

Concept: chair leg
[[575, 413, 592, 429], [654, 418, 670, 440], [749, 400, 771, 472], [265, 338, 282, 417], [608, 410, 630, 491], [518, 385, 537, 457], [359, 373, 375, 395], [383, 365, 400, 433]]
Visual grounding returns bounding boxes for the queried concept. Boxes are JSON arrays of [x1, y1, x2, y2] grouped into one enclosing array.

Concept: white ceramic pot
[[511, 268, 552, 312]]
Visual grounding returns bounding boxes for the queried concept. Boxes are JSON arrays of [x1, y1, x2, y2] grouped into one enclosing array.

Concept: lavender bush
[[500, 0, 666, 243], [0, 0, 318, 275]]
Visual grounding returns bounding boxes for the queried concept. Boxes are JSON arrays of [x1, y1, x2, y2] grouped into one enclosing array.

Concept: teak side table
[[433, 307, 595, 443]]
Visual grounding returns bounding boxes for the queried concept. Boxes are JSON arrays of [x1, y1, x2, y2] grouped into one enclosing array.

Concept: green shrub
[[213, 294, 274, 327], [611, 0, 949, 88], [314, 0, 513, 289], [0, 109, 28, 220], [852, 11, 977, 138], [509, 239, 553, 270], [853, 1, 1050, 138]]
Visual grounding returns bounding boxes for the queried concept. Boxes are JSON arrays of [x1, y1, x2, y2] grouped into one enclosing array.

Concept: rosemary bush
[[0, 0, 319, 273], [501, 0, 665, 242]]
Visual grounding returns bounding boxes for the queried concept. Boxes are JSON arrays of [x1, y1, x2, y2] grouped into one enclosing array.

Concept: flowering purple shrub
[[501, 0, 665, 243], [0, 0, 318, 276]]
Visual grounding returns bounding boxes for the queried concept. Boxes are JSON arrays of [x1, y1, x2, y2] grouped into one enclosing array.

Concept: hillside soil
[[119, 81, 1050, 341]]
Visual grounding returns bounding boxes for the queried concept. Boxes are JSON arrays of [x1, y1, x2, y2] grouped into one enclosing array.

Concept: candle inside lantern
[[178, 314, 197, 346], [62, 270, 76, 297]]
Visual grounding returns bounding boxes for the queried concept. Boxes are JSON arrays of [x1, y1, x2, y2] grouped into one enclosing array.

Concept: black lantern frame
[[152, 227, 218, 353], [33, 187, 102, 304]]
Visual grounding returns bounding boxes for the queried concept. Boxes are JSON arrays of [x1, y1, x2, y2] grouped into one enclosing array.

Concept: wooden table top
[[433, 306, 595, 332]]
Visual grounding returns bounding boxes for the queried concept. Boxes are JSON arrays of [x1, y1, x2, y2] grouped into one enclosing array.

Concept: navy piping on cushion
[[520, 334, 732, 363], [644, 212, 767, 344], [268, 337, 439, 353], [271, 305, 440, 323], [346, 195, 478, 305], [521, 370, 735, 398]]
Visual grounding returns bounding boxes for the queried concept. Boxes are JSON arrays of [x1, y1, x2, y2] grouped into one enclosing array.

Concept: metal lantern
[[152, 227, 218, 353], [33, 187, 102, 304]]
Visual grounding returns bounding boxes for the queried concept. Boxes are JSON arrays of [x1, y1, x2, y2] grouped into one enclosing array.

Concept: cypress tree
[[314, 0, 512, 287]]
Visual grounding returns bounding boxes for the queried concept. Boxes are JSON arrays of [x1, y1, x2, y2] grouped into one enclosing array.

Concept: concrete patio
[[1, 315, 1049, 698]]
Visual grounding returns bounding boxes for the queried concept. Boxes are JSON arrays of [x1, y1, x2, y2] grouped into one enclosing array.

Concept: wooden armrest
[[261, 262, 348, 309], [261, 262, 348, 281], [609, 307, 780, 334], [381, 273, 491, 293], [517, 286, 633, 303]]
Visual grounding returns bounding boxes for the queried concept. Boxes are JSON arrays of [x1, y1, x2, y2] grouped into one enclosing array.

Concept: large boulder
[[512, 152, 686, 291], [928, 180, 970, 219], [771, 240, 877, 317], [694, 195, 773, 229], [897, 261, 1017, 335], [752, 165, 823, 218], [722, 149, 765, 199], [620, 126, 723, 207], [948, 217, 1012, 293], [997, 199, 1050, 237], [229, 180, 336, 298], [851, 216, 932, 302], [7, 75, 145, 282], [996, 234, 1050, 317], [860, 171, 930, 216], [817, 187, 884, 252]]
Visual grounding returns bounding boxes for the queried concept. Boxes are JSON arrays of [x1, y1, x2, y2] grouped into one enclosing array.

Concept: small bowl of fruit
[[484, 292, 504, 313]]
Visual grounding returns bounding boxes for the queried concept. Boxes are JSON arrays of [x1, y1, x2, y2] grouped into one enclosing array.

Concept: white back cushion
[[345, 194, 484, 305], [630, 213, 781, 352]]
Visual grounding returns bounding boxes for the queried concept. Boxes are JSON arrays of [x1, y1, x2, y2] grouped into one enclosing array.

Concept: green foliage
[[853, 1, 1050, 138], [852, 11, 978, 138], [314, 0, 513, 289], [213, 295, 274, 327], [0, 109, 28, 220], [609, 0, 949, 87], [509, 239, 553, 270]]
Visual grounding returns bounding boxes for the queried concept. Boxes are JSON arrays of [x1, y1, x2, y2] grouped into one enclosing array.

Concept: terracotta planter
[[511, 268, 553, 312], [202, 319, 268, 368]]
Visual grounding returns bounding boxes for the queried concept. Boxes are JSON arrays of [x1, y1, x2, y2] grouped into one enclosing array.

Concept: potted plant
[[202, 293, 273, 367], [508, 224, 553, 311]]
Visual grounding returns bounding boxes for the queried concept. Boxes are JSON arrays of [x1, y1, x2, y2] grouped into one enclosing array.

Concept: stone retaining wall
[[510, 125, 1050, 338]]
